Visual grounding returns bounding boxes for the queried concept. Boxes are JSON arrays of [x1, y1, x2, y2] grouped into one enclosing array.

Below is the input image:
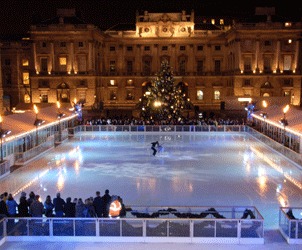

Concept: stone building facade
[[0, 8, 301, 117]]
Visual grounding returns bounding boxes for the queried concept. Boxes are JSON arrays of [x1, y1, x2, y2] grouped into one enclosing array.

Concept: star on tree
[[139, 60, 192, 123]]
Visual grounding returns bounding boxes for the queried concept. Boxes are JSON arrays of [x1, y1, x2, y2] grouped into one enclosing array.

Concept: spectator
[[53, 192, 65, 217], [29, 195, 44, 217], [75, 198, 85, 217], [101, 189, 111, 217], [44, 195, 54, 217], [64, 197, 76, 217], [6, 193, 18, 217], [0, 193, 8, 218], [93, 191, 103, 217], [18, 196, 30, 217]]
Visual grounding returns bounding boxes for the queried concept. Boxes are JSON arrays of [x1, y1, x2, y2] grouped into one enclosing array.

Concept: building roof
[[253, 104, 302, 135], [2, 104, 77, 141]]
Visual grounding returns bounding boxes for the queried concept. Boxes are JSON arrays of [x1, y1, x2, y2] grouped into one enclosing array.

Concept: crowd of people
[[0, 189, 126, 219], [83, 116, 245, 126]]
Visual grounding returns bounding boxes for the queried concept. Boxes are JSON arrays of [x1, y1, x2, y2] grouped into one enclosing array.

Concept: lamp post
[[57, 101, 65, 142], [33, 104, 45, 146], [260, 100, 268, 133], [0, 115, 11, 162], [280, 104, 289, 145]]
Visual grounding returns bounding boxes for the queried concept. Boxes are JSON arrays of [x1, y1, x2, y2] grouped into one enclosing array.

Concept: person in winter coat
[[6, 193, 18, 217], [29, 195, 44, 217], [44, 195, 54, 217]]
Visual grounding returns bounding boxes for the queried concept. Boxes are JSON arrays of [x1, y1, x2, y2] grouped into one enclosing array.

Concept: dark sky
[[0, 0, 300, 36]]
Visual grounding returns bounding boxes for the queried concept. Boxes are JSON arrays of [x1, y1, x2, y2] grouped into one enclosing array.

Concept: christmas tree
[[139, 60, 192, 123]]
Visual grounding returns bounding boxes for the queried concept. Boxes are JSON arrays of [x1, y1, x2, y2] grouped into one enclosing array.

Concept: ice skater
[[151, 141, 160, 156]]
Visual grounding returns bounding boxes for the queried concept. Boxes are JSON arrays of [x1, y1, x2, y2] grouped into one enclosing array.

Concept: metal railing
[[0, 206, 264, 245], [279, 207, 302, 244], [69, 125, 246, 134]]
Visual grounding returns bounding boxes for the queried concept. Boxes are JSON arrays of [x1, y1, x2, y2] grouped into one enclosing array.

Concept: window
[[211, 19, 215, 25], [197, 90, 204, 100], [60, 42, 66, 47], [24, 94, 31, 103], [41, 94, 48, 103], [144, 46, 150, 51], [5, 59, 10, 66], [22, 59, 29, 67], [219, 19, 224, 25], [143, 58, 151, 75], [197, 60, 203, 75], [214, 60, 221, 73], [180, 46, 185, 51], [41, 58, 48, 72], [110, 80, 115, 86], [264, 40, 272, 46], [59, 57, 67, 66], [110, 91, 117, 100], [197, 45, 203, 51], [126, 46, 133, 51], [126, 79, 133, 85], [179, 58, 186, 75], [126, 60, 133, 74], [284, 91, 291, 97], [263, 57, 272, 72], [109, 46, 116, 51], [109, 61, 116, 73], [23, 72, 29, 85], [244, 57, 252, 71], [162, 46, 168, 51], [243, 79, 251, 86], [283, 55, 292, 71], [42, 42, 47, 47], [214, 90, 220, 100], [78, 42, 84, 47], [126, 90, 134, 100], [4, 73, 11, 86], [215, 45, 221, 51]]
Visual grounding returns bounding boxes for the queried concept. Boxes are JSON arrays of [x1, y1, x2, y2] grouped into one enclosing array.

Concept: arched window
[[197, 90, 204, 100], [214, 90, 220, 100], [57, 82, 70, 103]]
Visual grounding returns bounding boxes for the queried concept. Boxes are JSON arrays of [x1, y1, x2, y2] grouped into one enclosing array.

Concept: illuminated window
[[219, 19, 224, 25], [126, 90, 134, 100], [23, 72, 29, 85], [285, 22, 292, 27], [109, 61, 116, 72], [214, 90, 220, 100], [110, 91, 117, 100], [284, 91, 291, 96], [59, 57, 67, 65], [126, 79, 133, 85], [24, 94, 31, 103], [22, 59, 29, 66], [211, 19, 215, 25], [197, 90, 204, 100], [287, 39, 292, 44], [110, 80, 115, 86]]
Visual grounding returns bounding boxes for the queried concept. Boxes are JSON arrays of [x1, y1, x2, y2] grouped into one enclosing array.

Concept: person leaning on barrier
[[108, 195, 122, 218]]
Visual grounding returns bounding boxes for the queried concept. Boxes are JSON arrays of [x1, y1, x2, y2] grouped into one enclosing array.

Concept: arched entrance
[[57, 82, 70, 103]]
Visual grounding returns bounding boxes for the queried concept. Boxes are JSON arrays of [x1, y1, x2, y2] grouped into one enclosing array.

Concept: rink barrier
[[72, 124, 246, 133], [279, 207, 302, 244], [0, 206, 264, 245]]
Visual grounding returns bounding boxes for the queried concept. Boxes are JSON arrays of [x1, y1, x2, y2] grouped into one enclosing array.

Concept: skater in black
[[151, 141, 160, 156]]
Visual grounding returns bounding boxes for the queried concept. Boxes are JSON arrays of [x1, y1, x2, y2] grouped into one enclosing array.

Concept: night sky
[[0, 0, 300, 37]]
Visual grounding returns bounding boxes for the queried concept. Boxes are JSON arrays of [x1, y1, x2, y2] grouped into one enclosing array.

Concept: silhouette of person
[[151, 141, 160, 156]]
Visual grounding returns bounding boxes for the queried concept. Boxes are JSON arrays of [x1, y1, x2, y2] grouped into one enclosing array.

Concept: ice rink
[[1, 131, 302, 249]]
